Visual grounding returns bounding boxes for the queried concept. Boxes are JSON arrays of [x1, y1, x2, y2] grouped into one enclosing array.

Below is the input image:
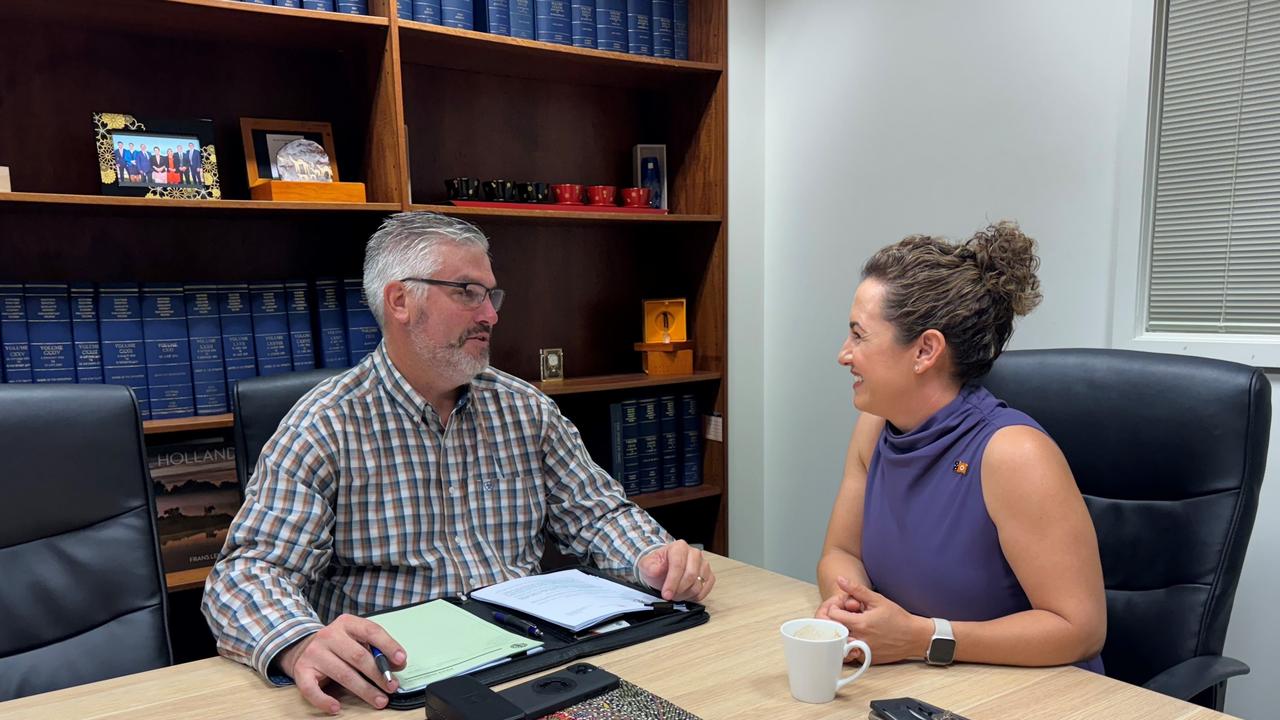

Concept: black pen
[[370, 646, 393, 684], [492, 611, 544, 638]]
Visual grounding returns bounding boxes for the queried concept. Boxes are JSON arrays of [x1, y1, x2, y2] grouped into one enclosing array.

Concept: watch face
[[928, 637, 957, 665]]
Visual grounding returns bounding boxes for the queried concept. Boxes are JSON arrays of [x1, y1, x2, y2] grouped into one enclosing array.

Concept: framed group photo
[[95, 112, 220, 200]]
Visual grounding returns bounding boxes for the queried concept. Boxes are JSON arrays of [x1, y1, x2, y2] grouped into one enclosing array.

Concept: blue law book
[[343, 278, 381, 365], [219, 283, 258, 401], [314, 278, 349, 369], [241, 0, 273, 4], [0, 282, 33, 383], [636, 396, 660, 493], [70, 283, 103, 384], [142, 283, 195, 420], [249, 282, 293, 376], [440, 0, 474, 28], [672, 0, 686, 58], [608, 402, 625, 483], [658, 394, 679, 489], [285, 280, 316, 371], [301, 0, 335, 9], [535, 0, 571, 44], [395, 0, 413, 18], [509, 0, 533, 37], [475, 0, 511, 34], [185, 284, 228, 416], [24, 283, 75, 384], [619, 399, 640, 495], [274, 0, 303, 7], [679, 392, 701, 487], [570, 0, 596, 47], [651, 0, 672, 58], [413, 0, 442, 23], [626, 0, 651, 55], [334, 0, 368, 13], [595, 0, 625, 52], [97, 283, 149, 418]]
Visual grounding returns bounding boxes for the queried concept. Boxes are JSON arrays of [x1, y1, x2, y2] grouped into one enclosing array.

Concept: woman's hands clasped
[[815, 576, 932, 665]]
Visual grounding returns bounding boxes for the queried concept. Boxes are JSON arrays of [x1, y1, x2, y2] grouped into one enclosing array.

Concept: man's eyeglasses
[[399, 277, 505, 311]]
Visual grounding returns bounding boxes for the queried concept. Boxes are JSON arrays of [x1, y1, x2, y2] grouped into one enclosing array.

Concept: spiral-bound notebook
[[539, 680, 702, 720]]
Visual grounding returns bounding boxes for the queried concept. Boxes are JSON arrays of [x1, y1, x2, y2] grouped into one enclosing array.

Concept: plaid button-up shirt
[[201, 343, 670, 681]]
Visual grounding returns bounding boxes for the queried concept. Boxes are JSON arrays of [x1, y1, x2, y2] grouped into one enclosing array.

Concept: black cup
[[482, 179, 517, 202], [531, 182, 552, 203], [445, 177, 481, 200], [516, 182, 538, 203]]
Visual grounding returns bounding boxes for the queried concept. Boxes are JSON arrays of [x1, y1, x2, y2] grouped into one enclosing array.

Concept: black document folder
[[370, 565, 709, 711]]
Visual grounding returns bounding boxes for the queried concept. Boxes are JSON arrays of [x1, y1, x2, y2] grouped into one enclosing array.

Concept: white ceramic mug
[[779, 618, 872, 703]]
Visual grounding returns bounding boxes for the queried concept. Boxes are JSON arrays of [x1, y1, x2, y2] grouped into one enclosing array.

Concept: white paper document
[[470, 569, 662, 632]]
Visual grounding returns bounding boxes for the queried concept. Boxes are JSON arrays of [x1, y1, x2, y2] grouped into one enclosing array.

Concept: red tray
[[449, 200, 668, 215]]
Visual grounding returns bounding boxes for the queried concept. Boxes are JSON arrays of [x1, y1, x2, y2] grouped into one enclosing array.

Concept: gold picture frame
[[95, 112, 220, 200]]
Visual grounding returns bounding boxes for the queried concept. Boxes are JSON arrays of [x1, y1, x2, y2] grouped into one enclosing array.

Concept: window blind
[[1147, 0, 1280, 334]]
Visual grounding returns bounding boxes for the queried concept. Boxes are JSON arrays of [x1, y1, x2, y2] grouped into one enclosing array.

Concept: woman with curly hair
[[816, 222, 1106, 672]]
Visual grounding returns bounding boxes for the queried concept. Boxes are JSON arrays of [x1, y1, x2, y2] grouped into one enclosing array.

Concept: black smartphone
[[869, 696, 972, 720], [424, 675, 526, 720], [498, 663, 621, 718]]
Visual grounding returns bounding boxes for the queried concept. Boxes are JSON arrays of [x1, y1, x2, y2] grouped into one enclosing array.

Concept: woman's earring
[[913, 364, 921, 373]]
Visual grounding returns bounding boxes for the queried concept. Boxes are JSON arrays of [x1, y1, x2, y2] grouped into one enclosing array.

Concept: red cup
[[586, 185, 617, 206], [552, 183, 584, 204], [620, 187, 651, 208]]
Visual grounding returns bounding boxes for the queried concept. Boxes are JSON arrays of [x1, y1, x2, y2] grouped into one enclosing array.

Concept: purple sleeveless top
[[861, 384, 1103, 673]]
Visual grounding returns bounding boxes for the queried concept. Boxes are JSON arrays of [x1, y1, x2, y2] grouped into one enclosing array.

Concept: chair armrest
[[1142, 655, 1250, 701]]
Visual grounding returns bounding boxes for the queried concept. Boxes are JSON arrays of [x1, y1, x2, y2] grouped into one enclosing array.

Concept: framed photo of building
[[240, 117, 340, 185], [95, 112, 220, 200]]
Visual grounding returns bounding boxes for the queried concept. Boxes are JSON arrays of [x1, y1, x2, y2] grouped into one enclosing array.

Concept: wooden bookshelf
[[165, 567, 213, 593], [632, 484, 722, 511], [0, 193, 401, 214], [411, 203, 721, 224], [144, 414, 235, 435], [0, 0, 729, 562], [535, 371, 720, 396]]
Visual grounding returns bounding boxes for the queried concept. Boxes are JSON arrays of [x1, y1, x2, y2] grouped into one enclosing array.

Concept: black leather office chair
[[981, 348, 1270, 711], [0, 384, 172, 700], [232, 369, 342, 488]]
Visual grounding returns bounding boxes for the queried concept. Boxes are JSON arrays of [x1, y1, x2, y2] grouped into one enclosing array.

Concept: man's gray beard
[[413, 331, 489, 385]]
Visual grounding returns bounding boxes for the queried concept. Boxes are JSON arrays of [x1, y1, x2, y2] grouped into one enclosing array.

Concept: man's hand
[[277, 613, 407, 715], [638, 540, 715, 602]]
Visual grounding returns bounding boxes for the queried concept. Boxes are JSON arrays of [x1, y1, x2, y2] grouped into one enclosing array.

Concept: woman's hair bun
[[964, 221, 1042, 316]]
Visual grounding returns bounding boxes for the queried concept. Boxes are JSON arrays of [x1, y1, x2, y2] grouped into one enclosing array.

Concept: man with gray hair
[[202, 212, 715, 714]]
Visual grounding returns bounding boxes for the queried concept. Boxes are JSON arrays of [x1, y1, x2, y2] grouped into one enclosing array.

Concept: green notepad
[[369, 600, 543, 693]]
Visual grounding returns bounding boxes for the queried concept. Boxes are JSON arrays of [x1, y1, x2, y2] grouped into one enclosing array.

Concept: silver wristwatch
[[925, 617, 956, 666]]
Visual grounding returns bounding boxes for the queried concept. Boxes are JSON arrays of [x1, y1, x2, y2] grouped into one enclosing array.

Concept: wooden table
[[0, 556, 1237, 719]]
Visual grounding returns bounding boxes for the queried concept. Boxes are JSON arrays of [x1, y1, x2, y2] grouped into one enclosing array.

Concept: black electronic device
[[498, 663, 621, 718], [869, 697, 972, 720], [423, 675, 525, 720]]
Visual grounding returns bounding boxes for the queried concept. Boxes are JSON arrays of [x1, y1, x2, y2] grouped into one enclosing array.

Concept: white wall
[[727, 0, 767, 568], [728, 1, 1279, 716]]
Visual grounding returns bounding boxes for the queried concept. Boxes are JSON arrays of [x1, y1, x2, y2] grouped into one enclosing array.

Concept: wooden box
[[250, 180, 366, 203]]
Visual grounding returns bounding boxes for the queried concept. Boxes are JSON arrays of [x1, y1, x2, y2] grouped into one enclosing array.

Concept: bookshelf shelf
[[534, 371, 721, 396], [0, 193, 402, 215], [398, 19, 721, 88], [410, 203, 720, 224], [2, 0, 389, 50], [632, 484, 722, 511], [166, 566, 212, 593], [144, 414, 235, 435]]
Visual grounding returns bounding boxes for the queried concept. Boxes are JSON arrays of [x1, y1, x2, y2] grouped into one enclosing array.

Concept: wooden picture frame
[[95, 112, 220, 200], [239, 117, 340, 185]]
